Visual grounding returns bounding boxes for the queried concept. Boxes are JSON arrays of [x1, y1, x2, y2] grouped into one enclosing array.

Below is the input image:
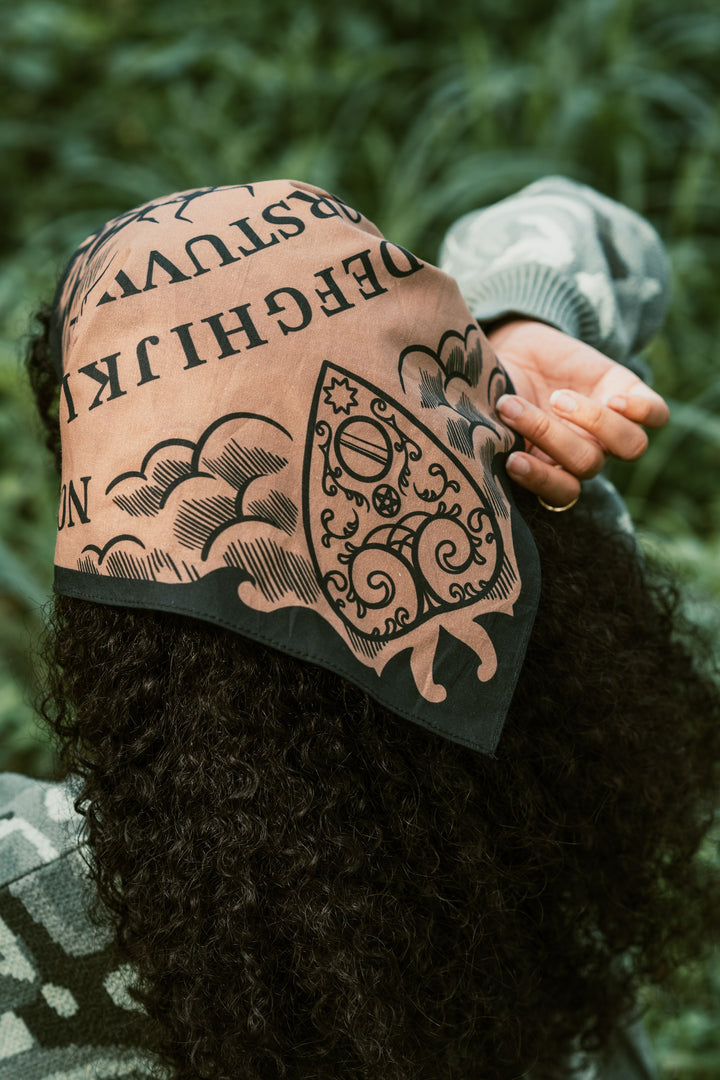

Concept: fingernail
[[550, 390, 576, 413], [628, 384, 658, 399], [507, 453, 530, 476], [606, 395, 627, 411], [497, 394, 523, 419]]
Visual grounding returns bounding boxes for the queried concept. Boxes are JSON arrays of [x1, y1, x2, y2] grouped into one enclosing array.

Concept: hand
[[487, 319, 670, 507]]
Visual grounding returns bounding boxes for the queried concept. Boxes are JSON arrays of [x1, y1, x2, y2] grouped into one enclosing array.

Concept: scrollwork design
[[320, 507, 359, 549], [416, 511, 498, 608], [370, 398, 421, 492], [382, 608, 411, 636], [433, 530, 477, 576], [467, 506, 496, 539], [353, 569, 395, 613], [448, 581, 482, 602], [323, 568, 349, 610], [427, 500, 462, 521], [413, 462, 461, 503], [341, 545, 420, 630]]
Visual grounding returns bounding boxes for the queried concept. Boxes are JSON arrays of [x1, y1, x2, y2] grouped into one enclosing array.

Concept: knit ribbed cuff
[[459, 264, 603, 350], [468, 264, 652, 381]]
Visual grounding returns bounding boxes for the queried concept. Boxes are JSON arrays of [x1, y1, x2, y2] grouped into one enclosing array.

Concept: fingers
[[506, 452, 581, 508], [548, 390, 649, 461], [496, 386, 665, 477], [602, 385, 670, 429], [496, 376, 669, 504], [496, 393, 606, 479]]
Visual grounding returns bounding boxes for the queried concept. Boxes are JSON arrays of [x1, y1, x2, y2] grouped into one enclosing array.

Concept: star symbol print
[[322, 376, 358, 415]]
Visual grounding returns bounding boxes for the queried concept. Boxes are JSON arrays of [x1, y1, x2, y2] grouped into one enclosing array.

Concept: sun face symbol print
[[302, 362, 518, 702]]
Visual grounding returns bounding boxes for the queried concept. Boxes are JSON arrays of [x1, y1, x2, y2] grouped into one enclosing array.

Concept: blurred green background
[[1, 0, 719, 1073]]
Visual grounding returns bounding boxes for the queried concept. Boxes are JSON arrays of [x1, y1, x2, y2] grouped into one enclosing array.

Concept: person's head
[[27, 184, 720, 1080], [47, 181, 543, 757]]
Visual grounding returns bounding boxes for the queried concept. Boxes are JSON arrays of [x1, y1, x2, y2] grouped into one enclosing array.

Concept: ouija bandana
[[50, 181, 540, 755]]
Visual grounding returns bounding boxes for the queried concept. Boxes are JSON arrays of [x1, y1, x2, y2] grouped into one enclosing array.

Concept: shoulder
[[0, 774, 155, 1078]]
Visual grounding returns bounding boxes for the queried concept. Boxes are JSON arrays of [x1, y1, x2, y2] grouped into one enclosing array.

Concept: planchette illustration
[[296, 362, 518, 703]]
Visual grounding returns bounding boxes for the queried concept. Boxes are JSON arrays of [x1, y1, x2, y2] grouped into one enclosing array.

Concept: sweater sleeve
[[0, 773, 154, 1077], [438, 176, 670, 366]]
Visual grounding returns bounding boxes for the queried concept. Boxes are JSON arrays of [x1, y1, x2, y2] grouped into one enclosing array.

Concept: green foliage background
[[1, 0, 718, 1073]]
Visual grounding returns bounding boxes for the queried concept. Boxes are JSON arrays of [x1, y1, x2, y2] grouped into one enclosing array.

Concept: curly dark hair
[[27, 306, 720, 1080]]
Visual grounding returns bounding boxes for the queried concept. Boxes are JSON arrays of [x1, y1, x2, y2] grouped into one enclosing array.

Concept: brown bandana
[[50, 182, 540, 754]]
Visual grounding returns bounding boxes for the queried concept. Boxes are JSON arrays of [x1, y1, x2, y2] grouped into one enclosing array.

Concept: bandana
[[50, 182, 540, 755]]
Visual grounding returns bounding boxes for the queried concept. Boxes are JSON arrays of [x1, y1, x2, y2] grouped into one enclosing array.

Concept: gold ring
[[537, 493, 580, 512]]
